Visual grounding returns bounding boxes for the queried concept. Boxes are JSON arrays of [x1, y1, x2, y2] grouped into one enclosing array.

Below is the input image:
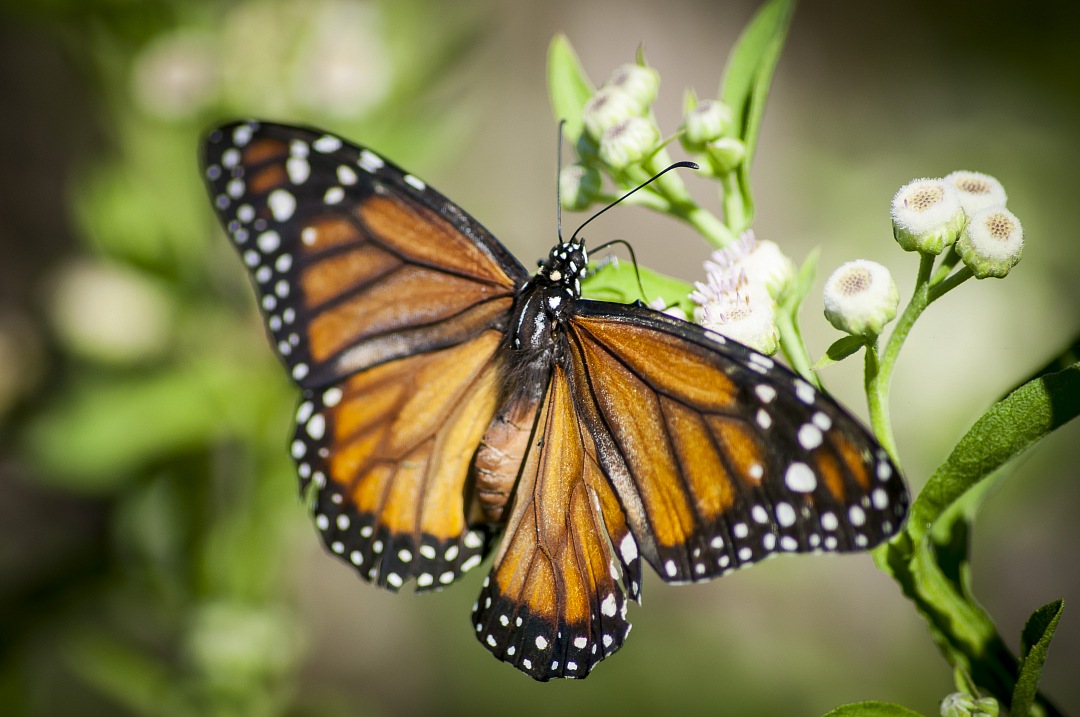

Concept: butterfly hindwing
[[564, 302, 908, 584], [471, 364, 632, 680], [293, 329, 505, 591], [202, 121, 529, 390]]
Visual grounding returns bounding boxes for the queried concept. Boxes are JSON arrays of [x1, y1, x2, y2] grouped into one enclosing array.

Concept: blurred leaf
[[783, 246, 818, 313], [718, 0, 795, 230], [820, 701, 927, 717], [1013, 599, 1065, 717], [775, 248, 819, 384], [547, 34, 596, 145], [63, 628, 183, 717], [907, 361, 1080, 546], [22, 357, 284, 491], [74, 121, 210, 278], [814, 335, 866, 369], [582, 259, 695, 315]]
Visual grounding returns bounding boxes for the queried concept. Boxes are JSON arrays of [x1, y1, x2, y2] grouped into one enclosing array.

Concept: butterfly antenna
[[590, 237, 649, 302], [569, 160, 698, 244], [556, 120, 566, 242]]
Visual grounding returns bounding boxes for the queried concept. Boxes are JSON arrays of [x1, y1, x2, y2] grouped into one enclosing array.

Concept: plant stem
[[928, 266, 973, 302], [638, 153, 736, 248], [775, 305, 819, 389], [720, 171, 748, 232], [866, 252, 936, 465], [864, 340, 898, 463]]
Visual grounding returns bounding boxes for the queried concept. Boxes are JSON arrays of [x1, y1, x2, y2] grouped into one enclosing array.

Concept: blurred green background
[[1, 1, 1078, 715]]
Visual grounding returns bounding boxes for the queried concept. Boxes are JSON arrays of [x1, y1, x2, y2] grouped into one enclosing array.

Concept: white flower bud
[[582, 87, 642, 141], [940, 692, 999, 717], [132, 29, 219, 119], [955, 207, 1023, 279], [944, 170, 1008, 216], [48, 260, 173, 363], [559, 163, 602, 211], [606, 63, 660, 111], [681, 99, 734, 148], [891, 178, 965, 255], [598, 117, 659, 170], [823, 260, 899, 337], [704, 137, 746, 175]]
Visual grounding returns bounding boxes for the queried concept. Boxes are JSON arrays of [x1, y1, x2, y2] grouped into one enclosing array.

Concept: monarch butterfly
[[202, 120, 908, 681]]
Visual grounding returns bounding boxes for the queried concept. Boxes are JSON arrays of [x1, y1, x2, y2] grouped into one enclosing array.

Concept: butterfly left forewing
[[563, 302, 909, 585], [471, 364, 633, 680], [202, 121, 528, 390]]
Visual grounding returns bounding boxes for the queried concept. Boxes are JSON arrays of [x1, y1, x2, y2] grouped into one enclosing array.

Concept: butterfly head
[[536, 237, 588, 300]]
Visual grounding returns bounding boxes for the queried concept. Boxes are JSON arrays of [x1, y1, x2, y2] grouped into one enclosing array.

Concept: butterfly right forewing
[[563, 302, 908, 585]]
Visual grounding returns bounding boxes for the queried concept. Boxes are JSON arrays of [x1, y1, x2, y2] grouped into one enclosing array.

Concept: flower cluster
[[580, 63, 661, 171], [679, 94, 744, 176], [891, 171, 1023, 279], [689, 231, 795, 354]]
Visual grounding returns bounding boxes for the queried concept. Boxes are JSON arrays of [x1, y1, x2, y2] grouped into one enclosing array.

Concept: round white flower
[[823, 260, 899, 337], [956, 207, 1023, 279], [891, 178, 965, 255], [944, 170, 1008, 216]]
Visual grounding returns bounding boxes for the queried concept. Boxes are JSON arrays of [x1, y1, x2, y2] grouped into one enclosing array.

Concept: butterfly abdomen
[[473, 396, 542, 523]]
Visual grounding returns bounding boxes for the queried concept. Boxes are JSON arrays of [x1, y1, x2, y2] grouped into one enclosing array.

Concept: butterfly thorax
[[472, 238, 589, 525], [509, 238, 588, 354]]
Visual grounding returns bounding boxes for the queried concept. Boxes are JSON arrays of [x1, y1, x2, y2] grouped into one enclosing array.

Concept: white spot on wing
[[268, 189, 296, 221], [784, 462, 816, 492], [287, 157, 310, 184], [313, 135, 342, 153]]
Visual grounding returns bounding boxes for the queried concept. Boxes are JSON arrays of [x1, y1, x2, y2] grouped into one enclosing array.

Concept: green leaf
[[820, 701, 927, 717], [547, 34, 596, 145], [718, 0, 796, 230], [814, 335, 867, 369], [907, 361, 1080, 546], [581, 260, 695, 315], [1013, 599, 1065, 717]]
